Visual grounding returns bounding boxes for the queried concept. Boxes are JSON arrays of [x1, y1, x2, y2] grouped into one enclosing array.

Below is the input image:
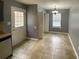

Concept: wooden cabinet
[[0, 1, 3, 21]]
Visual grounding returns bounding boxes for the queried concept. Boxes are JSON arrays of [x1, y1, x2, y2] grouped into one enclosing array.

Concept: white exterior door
[[11, 6, 26, 46]]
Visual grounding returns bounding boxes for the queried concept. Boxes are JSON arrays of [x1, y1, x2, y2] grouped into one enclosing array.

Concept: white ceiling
[[16, 0, 79, 9]]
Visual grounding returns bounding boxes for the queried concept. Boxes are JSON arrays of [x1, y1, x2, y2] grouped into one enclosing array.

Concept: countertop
[[0, 31, 11, 42]]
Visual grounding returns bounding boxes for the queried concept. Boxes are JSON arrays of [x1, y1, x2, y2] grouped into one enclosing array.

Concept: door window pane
[[14, 11, 24, 27], [52, 13, 61, 28]]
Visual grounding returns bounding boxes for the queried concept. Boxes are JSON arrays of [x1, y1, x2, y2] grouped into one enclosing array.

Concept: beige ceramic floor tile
[[9, 33, 76, 59]]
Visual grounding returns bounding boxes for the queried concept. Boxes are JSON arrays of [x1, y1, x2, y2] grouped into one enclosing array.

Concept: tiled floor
[[9, 33, 76, 59]]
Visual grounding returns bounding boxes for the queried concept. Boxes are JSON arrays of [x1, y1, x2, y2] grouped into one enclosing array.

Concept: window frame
[[14, 11, 24, 28], [52, 13, 61, 28]]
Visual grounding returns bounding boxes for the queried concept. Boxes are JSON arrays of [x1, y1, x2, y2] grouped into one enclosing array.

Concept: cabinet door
[[0, 53, 1, 59], [0, 38, 12, 59]]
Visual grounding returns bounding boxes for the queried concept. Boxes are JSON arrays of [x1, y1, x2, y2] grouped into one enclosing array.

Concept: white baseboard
[[68, 34, 79, 59], [44, 31, 68, 35]]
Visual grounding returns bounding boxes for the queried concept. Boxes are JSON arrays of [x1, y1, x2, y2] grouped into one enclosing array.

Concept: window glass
[[52, 13, 61, 28], [14, 11, 24, 27]]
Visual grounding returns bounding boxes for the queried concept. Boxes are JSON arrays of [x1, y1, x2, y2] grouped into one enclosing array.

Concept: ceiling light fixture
[[52, 5, 59, 14]]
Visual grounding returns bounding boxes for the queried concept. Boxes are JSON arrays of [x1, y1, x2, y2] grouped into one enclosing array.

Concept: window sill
[[53, 27, 61, 29]]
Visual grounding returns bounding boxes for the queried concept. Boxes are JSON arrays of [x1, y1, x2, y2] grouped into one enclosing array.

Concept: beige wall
[[44, 13, 49, 32], [37, 6, 45, 39], [37, 12, 44, 39], [69, 8, 79, 57]]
